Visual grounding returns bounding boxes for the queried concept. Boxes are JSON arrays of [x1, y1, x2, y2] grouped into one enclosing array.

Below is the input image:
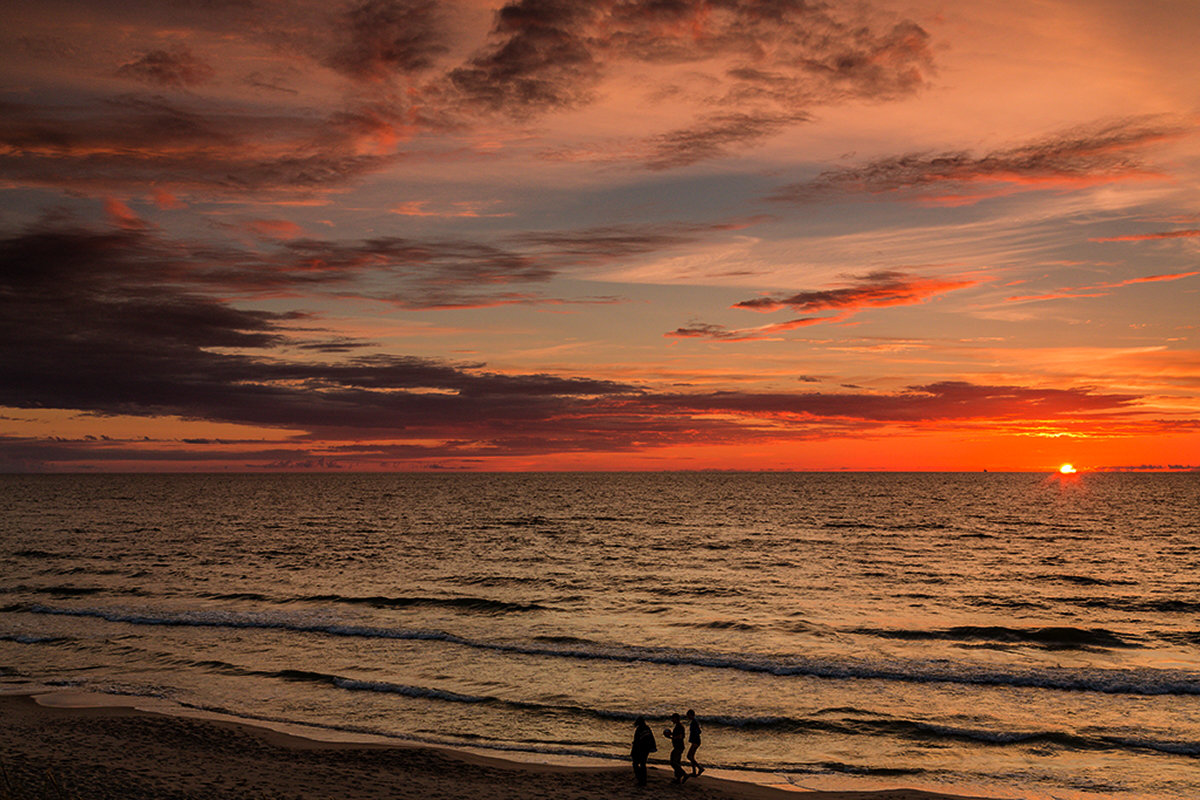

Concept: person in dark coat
[[631, 717, 656, 786], [686, 708, 704, 776], [664, 712, 688, 783]]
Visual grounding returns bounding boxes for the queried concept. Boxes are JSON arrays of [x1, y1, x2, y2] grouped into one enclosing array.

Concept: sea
[[2, 472, 1198, 799]]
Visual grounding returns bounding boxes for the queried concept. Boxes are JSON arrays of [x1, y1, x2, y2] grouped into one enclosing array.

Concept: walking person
[[631, 717, 656, 786], [686, 708, 704, 777], [665, 712, 688, 784]]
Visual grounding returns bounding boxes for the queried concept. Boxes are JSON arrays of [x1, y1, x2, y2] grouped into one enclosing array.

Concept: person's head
[[635, 717, 645, 727], [671, 712, 681, 723], [686, 709, 695, 719]]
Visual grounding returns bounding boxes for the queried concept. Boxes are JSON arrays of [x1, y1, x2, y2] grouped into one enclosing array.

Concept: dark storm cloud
[[4, 215, 728, 432], [771, 118, 1184, 203], [292, 336, 378, 352], [254, 354, 631, 397], [24, 0, 449, 85], [0, 375, 1142, 470], [449, 0, 933, 115], [0, 0, 452, 197], [0, 217, 1150, 469], [448, 0, 601, 114], [0, 214, 744, 317], [0, 225, 292, 351], [0, 0, 936, 196], [0, 437, 308, 470], [0, 221, 571, 311], [0, 222, 635, 436], [324, 0, 448, 80], [644, 381, 1137, 422], [0, 220, 1136, 433], [447, 0, 932, 160], [600, 0, 931, 87], [116, 48, 216, 87], [0, 96, 401, 196]]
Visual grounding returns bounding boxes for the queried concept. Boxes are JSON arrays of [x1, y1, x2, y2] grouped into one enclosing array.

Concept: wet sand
[[0, 694, 1008, 800]]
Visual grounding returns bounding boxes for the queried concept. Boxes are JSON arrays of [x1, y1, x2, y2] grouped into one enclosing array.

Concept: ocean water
[[2, 472, 1198, 799]]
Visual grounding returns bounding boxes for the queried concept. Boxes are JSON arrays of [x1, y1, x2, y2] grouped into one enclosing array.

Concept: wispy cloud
[[390, 200, 512, 218], [668, 271, 977, 341], [1090, 229, 1200, 242], [116, 47, 215, 88], [771, 117, 1186, 205], [0, 216, 742, 318], [645, 381, 1138, 422], [1005, 270, 1200, 304], [637, 111, 810, 170], [733, 270, 978, 313], [666, 315, 839, 342], [509, 219, 765, 263], [0, 95, 407, 197], [240, 219, 308, 240]]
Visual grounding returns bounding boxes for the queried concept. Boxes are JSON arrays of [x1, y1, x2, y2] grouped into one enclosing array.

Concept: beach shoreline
[[0, 692, 1011, 800]]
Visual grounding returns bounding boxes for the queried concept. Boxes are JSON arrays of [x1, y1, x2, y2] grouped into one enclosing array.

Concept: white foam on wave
[[16, 602, 1200, 698]]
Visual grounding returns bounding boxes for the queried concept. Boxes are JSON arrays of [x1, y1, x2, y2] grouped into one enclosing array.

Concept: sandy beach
[[0, 693, 1008, 800]]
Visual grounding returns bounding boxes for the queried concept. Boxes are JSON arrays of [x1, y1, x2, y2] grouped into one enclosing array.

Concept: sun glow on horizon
[[2, 2, 1200, 473]]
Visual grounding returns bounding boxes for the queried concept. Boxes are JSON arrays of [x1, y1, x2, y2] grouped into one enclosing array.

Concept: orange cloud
[[1112, 271, 1200, 286], [244, 219, 307, 240], [151, 188, 186, 210], [1090, 229, 1200, 242], [390, 201, 512, 218], [1006, 271, 1200, 303], [669, 271, 976, 342], [734, 271, 977, 314], [103, 197, 145, 230]]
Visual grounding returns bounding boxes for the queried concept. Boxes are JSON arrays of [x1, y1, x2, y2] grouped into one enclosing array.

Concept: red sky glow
[[1, 0, 1198, 472]]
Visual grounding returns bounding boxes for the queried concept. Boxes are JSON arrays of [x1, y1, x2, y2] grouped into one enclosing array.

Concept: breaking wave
[[10, 602, 1200, 697]]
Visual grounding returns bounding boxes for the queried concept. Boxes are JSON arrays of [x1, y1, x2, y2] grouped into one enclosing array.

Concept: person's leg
[[633, 757, 647, 785], [687, 742, 701, 775]]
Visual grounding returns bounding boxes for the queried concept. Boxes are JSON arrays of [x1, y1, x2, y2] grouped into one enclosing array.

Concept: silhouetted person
[[631, 717, 656, 786], [664, 712, 687, 783], [686, 708, 704, 776]]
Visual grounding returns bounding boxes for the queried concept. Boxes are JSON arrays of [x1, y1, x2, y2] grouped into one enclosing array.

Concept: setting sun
[[1059, 463, 1078, 474]]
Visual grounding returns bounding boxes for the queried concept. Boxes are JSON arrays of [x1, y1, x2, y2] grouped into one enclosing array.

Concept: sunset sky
[[2, 0, 1198, 471]]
